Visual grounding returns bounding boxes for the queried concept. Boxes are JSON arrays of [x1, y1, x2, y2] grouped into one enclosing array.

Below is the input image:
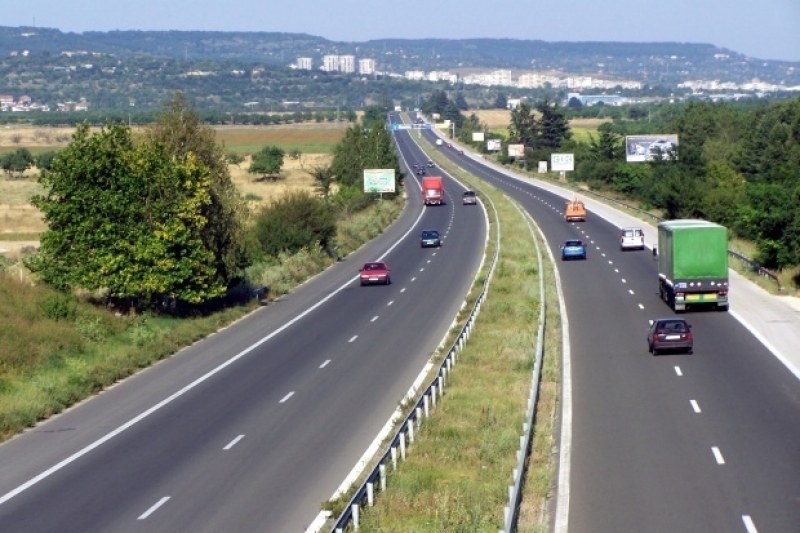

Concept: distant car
[[620, 227, 645, 250], [416, 168, 426, 175], [462, 190, 477, 205], [426, 160, 434, 168], [420, 229, 441, 248], [436, 139, 444, 146], [647, 318, 693, 355], [561, 239, 587, 260], [359, 261, 391, 286], [458, 150, 464, 155], [446, 143, 452, 148]]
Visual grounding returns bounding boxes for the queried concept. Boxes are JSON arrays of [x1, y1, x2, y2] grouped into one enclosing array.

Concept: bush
[[42, 293, 77, 321], [250, 191, 336, 258]]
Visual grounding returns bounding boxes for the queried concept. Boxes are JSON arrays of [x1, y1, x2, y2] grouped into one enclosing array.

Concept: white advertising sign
[[472, 132, 485, 142], [625, 134, 679, 162], [551, 153, 574, 172], [538, 161, 548, 174], [487, 139, 501, 151], [363, 169, 396, 194], [508, 144, 525, 157]]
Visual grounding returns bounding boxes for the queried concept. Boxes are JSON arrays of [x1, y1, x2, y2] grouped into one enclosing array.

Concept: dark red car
[[359, 261, 391, 286], [647, 318, 693, 355]]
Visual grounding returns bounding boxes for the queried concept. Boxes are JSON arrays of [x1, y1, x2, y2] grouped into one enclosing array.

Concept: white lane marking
[[638, 303, 645, 310], [223, 435, 245, 450], [279, 392, 295, 404], [613, 267, 618, 272], [371, 315, 379, 322], [742, 515, 758, 533], [411, 276, 417, 281], [387, 300, 394, 306], [426, 260, 431, 264], [601, 253, 606, 257], [674, 366, 683, 376], [348, 335, 358, 343], [400, 288, 406, 293], [711, 446, 726, 465], [319, 359, 331, 369], [432, 252, 437, 256], [628, 289, 635, 295], [0, 196, 432, 507], [419, 268, 425, 272], [621, 278, 627, 284], [690, 400, 701, 413], [138, 497, 170, 520]]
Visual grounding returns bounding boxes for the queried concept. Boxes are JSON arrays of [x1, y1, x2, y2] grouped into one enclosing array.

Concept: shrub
[[250, 191, 336, 258], [41, 293, 77, 321]]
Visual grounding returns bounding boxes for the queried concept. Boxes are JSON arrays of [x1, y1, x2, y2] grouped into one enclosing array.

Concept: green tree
[[494, 93, 508, 109], [35, 150, 59, 171], [455, 92, 468, 110], [250, 191, 336, 258], [536, 98, 571, 150], [27, 124, 225, 306], [508, 102, 537, 146], [1, 148, 35, 176], [309, 165, 335, 199], [249, 145, 285, 180], [146, 93, 249, 289], [225, 152, 245, 167]]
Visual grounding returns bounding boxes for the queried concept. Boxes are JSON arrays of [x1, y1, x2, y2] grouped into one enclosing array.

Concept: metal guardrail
[[330, 180, 502, 532]]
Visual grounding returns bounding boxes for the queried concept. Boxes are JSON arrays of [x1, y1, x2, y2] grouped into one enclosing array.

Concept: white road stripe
[[279, 392, 295, 404], [387, 300, 394, 306], [138, 497, 170, 520], [628, 289, 634, 295], [371, 316, 379, 322], [621, 278, 627, 284], [223, 435, 245, 450], [400, 288, 406, 293], [742, 515, 758, 533], [319, 359, 330, 369], [348, 335, 358, 343], [690, 400, 701, 413], [638, 303, 645, 309], [711, 446, 725, 464], [674, 366, 683, 376], [411, 277, 417, 281]]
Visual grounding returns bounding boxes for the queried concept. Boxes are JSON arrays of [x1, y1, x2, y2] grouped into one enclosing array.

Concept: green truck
[[658, 220, 729, 312]]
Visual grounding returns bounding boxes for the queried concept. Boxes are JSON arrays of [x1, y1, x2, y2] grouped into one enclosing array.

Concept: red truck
[[422, 176, 444, 205]]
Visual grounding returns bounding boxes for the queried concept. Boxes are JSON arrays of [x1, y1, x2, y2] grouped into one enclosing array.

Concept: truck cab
[[565, 198, 586, 222]]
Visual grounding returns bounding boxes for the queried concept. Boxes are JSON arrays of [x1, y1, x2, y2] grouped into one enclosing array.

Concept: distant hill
[[2, 26, 798, 86]]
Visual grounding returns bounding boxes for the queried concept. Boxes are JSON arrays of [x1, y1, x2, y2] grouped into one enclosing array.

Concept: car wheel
[[687, 348, 694, 355], [652, 347, 659, 356], [386, 276, 391, 285]]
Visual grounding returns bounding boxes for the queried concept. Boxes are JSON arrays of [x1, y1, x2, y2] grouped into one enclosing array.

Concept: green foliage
[[508, 102, 537, 146], [536, 98, 571, 149], [35, 150, 59, 171], [0, 148, 35, 176], [249, 145, 285, 178], [329, 116, 401, 194], [250, 191, 336, 258], [41, 293, 77, 321], [309, 165, 335, 199], [225, 152, 245, 166], [494, 93, 508, 109]]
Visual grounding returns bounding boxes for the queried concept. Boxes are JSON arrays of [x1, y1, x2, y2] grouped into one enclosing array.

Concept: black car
[[416, 168, 426, 175], [647, 318, 693, 355], [426, 160, 435, 168], [420, 229, 441, 248]]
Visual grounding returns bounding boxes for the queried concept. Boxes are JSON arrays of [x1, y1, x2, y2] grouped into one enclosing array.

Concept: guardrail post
[[379, 464, 386, 492], [431, 386, 437, 407], [504, 505, 511, 529], [424, 395, 430, 418], [400, 432, 406, 460], [407, 419, 415, 443], [352, 504, 360, 530], [391, 446, 398, 470], [367, 482, 374, 507], [416, 406, 423, 427], [438, 374, 444, 393]]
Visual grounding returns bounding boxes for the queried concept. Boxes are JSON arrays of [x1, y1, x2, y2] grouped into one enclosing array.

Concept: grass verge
[[354, 144, 560, 531]]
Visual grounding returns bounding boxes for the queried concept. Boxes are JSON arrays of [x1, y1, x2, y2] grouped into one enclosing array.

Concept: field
[[471, 109, 609, 141], [0, 124, 343, 260]]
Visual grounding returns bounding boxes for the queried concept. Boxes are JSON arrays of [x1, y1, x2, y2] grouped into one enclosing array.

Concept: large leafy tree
[[146, 93, 249, 288], [28, 124, 224, 305], [536, 98, 571, 150], [249, 145, 285, 179], [330, 117, 400, 190], [508, 102, 537, 146]]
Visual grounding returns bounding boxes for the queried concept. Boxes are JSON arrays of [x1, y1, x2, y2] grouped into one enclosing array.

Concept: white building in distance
[[359, 58, 376, 75], [322, 55, 339, 72], [295, 57, 313, 70], [338, 55, 355, 73]]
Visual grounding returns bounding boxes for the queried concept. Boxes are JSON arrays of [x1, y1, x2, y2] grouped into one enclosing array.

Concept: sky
[[9, 0, 800, 62]]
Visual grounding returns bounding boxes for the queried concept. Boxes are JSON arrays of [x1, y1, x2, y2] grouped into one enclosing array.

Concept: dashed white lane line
[[348, 335, 358, 343], [387, 300, 394, 306], [432, 252, 437, 256], [419, 268, 425, 272], [621, 278, 627, 284], [628, 289, 635, 295], [279, 392, 295, 404], [742, 515, 758, 533], [601, 253, 606, 257], [400, 288, 406, 293], [613, 267, 618, 272], [690, 400, 701, 413], [319, 359, 331, 369], [371, 315, 379, 322], [426, 259, 431, 264], [674, 366, 683, 376], [223, 435, 245, 450], [711, 446, 726, 465], [138, 497, 170, 520], [638, 303, 645, 309], [411, 277, 417, 282]]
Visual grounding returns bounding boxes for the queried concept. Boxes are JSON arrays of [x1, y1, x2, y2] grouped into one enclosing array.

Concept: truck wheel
[[717, 304, 729, 312]]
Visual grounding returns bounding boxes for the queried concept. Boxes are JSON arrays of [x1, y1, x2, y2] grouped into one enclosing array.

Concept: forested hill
[[1, 26, 798, 86]]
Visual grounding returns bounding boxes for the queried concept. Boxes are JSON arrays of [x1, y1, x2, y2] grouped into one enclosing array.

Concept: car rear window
[[658, 321, 687, 333], [463, 191, 475, 197], [565, 240, 583, 246]]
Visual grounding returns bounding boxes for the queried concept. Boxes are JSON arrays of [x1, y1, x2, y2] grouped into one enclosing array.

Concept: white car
[[620, 227, 645, 250]]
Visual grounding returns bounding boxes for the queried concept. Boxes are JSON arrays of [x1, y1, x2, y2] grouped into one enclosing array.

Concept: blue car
[[561, 239, 587, 260]]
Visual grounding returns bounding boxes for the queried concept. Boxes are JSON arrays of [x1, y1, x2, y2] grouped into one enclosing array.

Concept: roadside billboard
[[487, 139, 502, 151], [625, 134, 679, 162], [508, 144, 524, 157], [472, 132, 485, 142], [363, 169, 396, 194], [551, 153, 574, 172], [538, 161, 548, 174]]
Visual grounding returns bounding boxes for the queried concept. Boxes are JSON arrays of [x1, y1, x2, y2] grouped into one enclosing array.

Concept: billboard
[[551, 153, 574, 172], [508, 144, 525, 157], [363, 169, 396, 194], [487, 139, 502, 151], [538, 161, 548, 174], [472, 132, 485, 142], [625, 134, 679, 162]]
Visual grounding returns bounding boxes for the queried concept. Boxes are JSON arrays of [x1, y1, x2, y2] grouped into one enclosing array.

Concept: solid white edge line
[[742, 515, 758, 533], [138, 496, 170, 520], [729, 310, 800, 381], [711, 446, 725, 465], [0, 176, 432, 507], [223, 434, 245, 450]]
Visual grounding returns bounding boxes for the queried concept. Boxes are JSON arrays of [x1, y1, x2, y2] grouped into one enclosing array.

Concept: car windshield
[[422, 231, 439, 239]]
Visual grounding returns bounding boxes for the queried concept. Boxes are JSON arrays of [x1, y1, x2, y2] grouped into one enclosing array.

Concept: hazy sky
[[10, 0, 800, 62]]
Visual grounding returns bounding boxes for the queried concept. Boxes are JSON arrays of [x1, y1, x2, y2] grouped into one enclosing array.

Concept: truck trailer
[[564, 198, 586, 222], [657, 220, 729, 312], [422, 176, 444, 205]]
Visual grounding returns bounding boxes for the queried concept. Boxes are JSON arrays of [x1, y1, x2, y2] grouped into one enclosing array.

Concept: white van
[[620, 227, 645, 250]]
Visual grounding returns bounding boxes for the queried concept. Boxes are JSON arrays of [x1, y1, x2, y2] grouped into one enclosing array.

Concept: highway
[[0, 124, 487, 532], [416, 126, 800, 533]]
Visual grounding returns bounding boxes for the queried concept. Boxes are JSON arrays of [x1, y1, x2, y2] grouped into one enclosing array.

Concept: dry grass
[[229, 152, 330, 208]]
